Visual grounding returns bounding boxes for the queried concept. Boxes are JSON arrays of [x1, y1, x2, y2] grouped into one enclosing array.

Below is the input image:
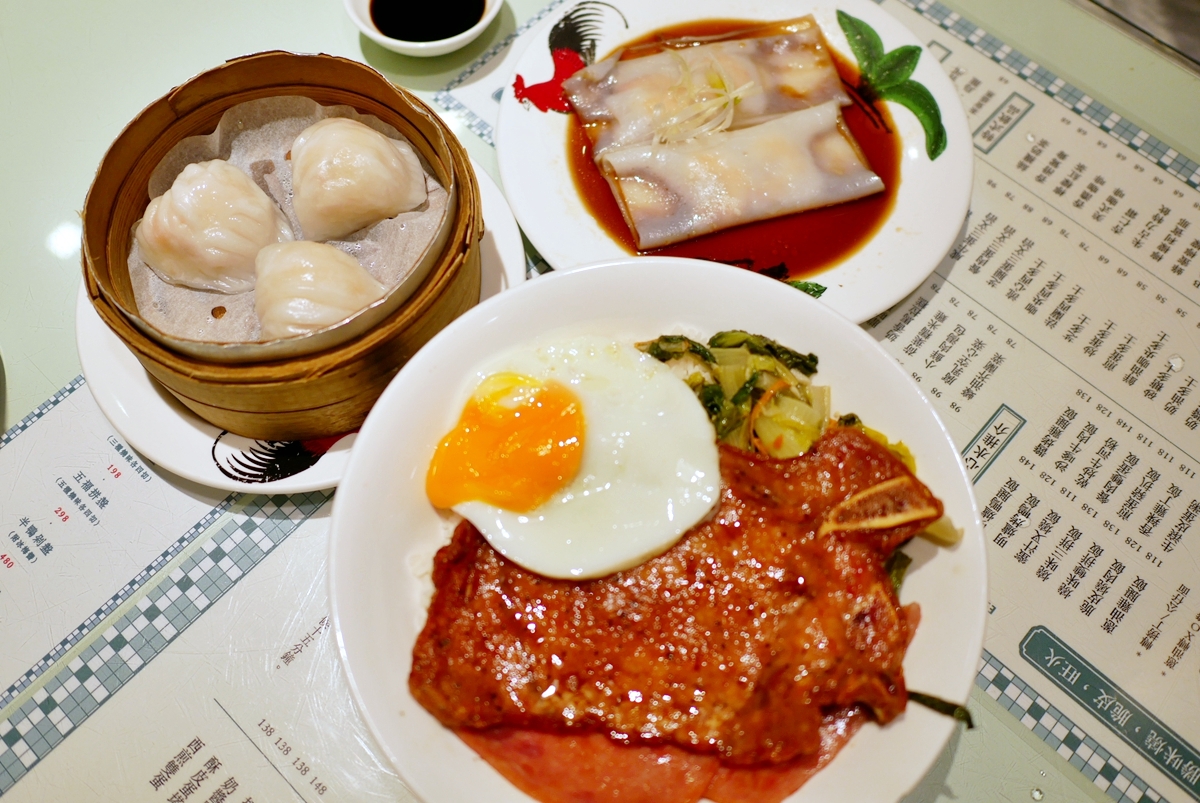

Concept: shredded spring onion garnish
[[652, 54, 759, 144]]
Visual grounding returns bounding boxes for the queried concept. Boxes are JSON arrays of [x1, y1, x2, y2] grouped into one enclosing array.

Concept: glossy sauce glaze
[[370, 0, 485, 42], [566, 20, 902, 281], [410, 427, 942, 768], [457, 708, 867, 803]]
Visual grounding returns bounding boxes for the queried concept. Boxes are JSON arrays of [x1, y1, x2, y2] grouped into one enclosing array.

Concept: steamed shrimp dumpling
[[290, 118, 427, 241], [254, 241, 387, 340], [136, 160, 293, 293]]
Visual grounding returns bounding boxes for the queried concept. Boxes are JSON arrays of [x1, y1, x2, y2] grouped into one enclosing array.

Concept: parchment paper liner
[[117, 97, 456, 364]]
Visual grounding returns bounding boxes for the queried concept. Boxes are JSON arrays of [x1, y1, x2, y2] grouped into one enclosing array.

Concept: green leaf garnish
[[836, 12, 948, 161], [837, 10, 883, 76], [908, 691, 976, 729], [884, 550, 912, 593], [787, 280, 827, 299], [879, 81, 947, 160], [871, 45, 922, 91]]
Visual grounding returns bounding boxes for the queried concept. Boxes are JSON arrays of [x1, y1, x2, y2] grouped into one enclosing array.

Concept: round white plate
[[496, 0, 972, 323], [76, 163, 526, 494], [330, 258, 986, 803]]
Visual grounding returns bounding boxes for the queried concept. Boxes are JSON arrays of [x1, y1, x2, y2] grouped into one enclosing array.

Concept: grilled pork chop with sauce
[[410, 425, 942, 799]]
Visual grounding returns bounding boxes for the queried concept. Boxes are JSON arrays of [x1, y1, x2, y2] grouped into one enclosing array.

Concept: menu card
[[0, 388, 405, 802], [858, 3, 1200, 800], [1, 0, 1197, 800]]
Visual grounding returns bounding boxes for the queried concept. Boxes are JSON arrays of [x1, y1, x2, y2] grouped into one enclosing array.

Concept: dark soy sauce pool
[[371, 0, 486, 42], [566, 19, 902, 281]]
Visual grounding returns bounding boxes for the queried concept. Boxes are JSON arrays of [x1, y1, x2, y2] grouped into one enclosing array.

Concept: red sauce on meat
[[566, 20, 902, 281], [410, 427, 943, 800], [458, 708, 868, 803]]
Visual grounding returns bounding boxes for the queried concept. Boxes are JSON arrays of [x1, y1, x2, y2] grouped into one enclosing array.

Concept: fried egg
[[426, 333, 720, 579]]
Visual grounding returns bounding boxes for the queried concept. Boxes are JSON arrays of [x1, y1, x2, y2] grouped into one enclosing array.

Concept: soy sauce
[[370, 0, 486, 42]]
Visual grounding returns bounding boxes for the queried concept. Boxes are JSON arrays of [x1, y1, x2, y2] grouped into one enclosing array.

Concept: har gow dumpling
[[254, 241, 387, 341], [290, 117, 428, 242], [136, 159, 293, 294]]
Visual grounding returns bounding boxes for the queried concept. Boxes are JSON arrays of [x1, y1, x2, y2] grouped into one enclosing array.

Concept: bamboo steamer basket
[[82, 52, 482, 441]]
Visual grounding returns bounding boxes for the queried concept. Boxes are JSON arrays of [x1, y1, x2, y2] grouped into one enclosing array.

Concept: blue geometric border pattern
[[433, 0, 568, 147], [977, 648, 1171, 802], [0, 494, 238, 711], [893, 0, 1200, 189], [432, 92, 497, 147], [0, 375, 85, 451], [0, 491, 331, 796]]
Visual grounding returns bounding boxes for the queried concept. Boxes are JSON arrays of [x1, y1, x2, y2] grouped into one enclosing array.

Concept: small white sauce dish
[[343, 0, 504, 57]]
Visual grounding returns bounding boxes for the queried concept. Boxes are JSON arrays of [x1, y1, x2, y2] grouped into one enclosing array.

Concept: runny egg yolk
[[426, 372, 585, 513]]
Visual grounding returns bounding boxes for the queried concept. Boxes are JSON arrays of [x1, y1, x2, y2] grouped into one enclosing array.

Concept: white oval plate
[[330, 258, 986, 803], [496, 0, 972, 323], [77, 163, 526, 494]]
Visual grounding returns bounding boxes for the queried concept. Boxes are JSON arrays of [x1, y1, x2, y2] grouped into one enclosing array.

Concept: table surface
[[1, 1, 1198, 802]]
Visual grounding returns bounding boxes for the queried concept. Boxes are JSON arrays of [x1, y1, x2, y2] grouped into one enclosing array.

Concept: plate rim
[[329, 256, 988, 803]]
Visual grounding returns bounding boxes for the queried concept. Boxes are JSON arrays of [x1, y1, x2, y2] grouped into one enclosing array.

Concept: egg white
[[448, 333, 721, 579]]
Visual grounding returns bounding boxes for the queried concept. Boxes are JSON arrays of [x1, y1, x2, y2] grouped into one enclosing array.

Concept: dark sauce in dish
[[567, 20, 902, 281], [370, 0, 486, 42]]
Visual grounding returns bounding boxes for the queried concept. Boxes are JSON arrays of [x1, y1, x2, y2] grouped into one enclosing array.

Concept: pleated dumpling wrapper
[[135, 159, 294, 294], [290, 118, 428, 242], [254, 241, 387, 341]]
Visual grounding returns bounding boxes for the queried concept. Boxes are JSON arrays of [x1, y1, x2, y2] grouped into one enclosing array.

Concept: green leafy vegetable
[[730, 372, 760, 408], [884, 550, 912, 593], [907, 691, 975, 729], [836, 11, 948, 160], [638, 334, 715, 364], [787, 280, 827, 299], [706, 375, 756, 441], [639, 331, 827, 456], [712, 398, 747, 440], [697, 383, 727, 419], [708, 331, 819, 376]]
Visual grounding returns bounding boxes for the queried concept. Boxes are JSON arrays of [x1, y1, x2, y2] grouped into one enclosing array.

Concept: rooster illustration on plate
[[512, 1, 628, 112]]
